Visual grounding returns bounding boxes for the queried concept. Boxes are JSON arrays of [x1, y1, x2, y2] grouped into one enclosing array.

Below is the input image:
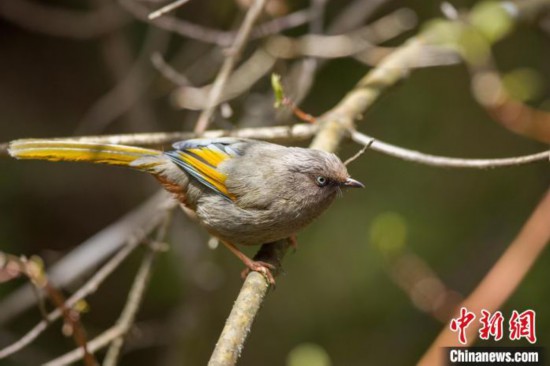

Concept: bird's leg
[[220, 240, 276, 285], [289, 235, 298, 251]]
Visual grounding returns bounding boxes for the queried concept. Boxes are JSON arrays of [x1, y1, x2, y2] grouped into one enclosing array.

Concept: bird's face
[[284, 148, 364, 208]]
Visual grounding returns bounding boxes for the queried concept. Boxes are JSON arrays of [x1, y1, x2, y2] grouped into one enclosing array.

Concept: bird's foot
[[240, 260, 276, 286]]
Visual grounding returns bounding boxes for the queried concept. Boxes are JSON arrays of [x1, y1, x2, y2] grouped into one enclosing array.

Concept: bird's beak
[[342, 177, 364, 188]]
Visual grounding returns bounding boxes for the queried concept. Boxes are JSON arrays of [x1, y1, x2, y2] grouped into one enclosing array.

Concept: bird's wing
[[165, 138, 248, 201]]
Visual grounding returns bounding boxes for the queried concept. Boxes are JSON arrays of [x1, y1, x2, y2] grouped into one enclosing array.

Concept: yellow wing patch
[[171, 148, 236, 201], [187, 148, 228, 167]]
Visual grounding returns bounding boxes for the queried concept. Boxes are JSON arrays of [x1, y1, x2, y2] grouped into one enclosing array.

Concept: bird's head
[[282, 148, 364, 206]]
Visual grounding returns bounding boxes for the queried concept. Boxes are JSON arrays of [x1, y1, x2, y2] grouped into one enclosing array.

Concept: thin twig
[[282, 97, 317, 124], [148, 0, 190, 20], [0, 124, 318, 154], [0, 192, 176, 325], [194, 0, 267, 133], [151, 52, 193, 86], [352, 130, 550, 169], [172, 49, 276, 110], [208, 1, 550, 363], [343, 140, 371, 166], [103, 212, 173, 366], [120, 0, 311, 46], [4, 124, 548, 170], [419, 187, 550, 365], [44, 325, 125, 366], [264, 8, 417, 60], [0, 255, 96, 365], [0, 0, 128, 39], [0, 237, 142, 359], [44, 213, 173, 366], [74, 27, 169, 135]]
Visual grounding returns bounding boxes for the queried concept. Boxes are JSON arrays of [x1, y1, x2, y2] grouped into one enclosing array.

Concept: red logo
[[449, 308, 537, 344], [478, 309, 504, 341], [509, 309, 537, 344], [450, 307, 476, 345]]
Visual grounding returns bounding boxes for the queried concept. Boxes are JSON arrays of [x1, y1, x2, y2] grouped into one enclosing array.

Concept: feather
[[165, 139, 243, 201]]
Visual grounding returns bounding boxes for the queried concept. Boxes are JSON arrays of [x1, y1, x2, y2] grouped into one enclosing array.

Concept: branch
[[264, 8, 416, 60], [44, 213, 172, 366], [194, 0, 267, 133], [102, 213, 172, 366], [352, 130, 550, 168], [73, 26, 169, 135], [419, 187, 550, 365], [208, 241, 288, 366], [0, 254, 96, 365], [172, 49, 276, 110], [0, 0, 128, 39], [148, 0, 190, 20], [0, 234, 142, 359], [0, 191, 176, 325], [208, 1, 550, 364], [0, 124, 318, 156], [119, 0, 312, 46]]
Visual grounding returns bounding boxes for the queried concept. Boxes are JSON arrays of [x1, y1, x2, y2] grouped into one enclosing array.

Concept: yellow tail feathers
[[8, 140, 161, 168]]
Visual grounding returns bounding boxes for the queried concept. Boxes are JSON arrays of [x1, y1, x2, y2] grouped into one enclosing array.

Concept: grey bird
[[8, 137, 364, 284]]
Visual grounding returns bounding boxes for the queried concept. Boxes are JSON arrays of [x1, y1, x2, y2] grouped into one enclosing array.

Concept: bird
[[8, 138, 364, 284]]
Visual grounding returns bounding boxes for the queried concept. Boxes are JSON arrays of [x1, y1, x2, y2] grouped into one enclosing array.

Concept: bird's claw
[[241, 261, 276, 286]]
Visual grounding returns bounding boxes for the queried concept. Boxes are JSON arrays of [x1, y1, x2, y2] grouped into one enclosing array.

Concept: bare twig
[[103, 212, 173, 366], [148, 0, 190, 20], [120, 0, 311, 46], [352, 130, 550, 168], [194, 0, 267, 133], [419, 187, 550, 365], [208, 240, 288, 366], [0, 254, 96, 365], [207, 272, 270, 366], [43, 325, 125, 366], [4, 123, 548, 170], [151, 52, 193, 86], [0, 124, 318, 154], [264, 8, 416, 60], [0, 0, 128, 39], [43, 213, 172, 366], [0, 236, 142, 359], [393, 255, 462, 323], [469, 65, 550, 144], [74, 27, 169, 134], [172, 49, 276, 110], [0, 191, 176, 325], [249, 9, 312, 39], [208, 1, 550, 363], [327, 0, 390, 35], [343, 140, 371, 166]]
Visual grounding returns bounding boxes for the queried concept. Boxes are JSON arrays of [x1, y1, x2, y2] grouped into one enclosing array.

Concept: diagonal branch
[[208, 1, 550, 364], [419, 186, 550, 365], [0, 191, 176, 326], [44, 212, 173, 366], [194, 0, 267, 133], [0, 0, 129, 39], [0, 234, 142, 359]]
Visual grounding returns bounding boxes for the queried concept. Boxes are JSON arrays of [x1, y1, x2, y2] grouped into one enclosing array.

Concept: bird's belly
[[195, 197, 324, 246]]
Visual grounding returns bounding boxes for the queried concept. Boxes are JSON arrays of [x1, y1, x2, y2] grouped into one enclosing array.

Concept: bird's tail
[[8, 139, 162, 168]]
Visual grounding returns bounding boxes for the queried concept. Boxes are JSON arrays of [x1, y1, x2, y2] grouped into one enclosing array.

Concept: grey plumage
[[133, 138, 361, 246], [9, 137, 363, 282]]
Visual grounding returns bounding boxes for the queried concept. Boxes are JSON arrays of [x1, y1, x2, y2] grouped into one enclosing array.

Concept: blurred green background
[[0, 0, 549, 365]]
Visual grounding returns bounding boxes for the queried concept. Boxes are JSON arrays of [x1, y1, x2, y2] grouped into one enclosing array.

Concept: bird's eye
[[316, 176, 329, 187]]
